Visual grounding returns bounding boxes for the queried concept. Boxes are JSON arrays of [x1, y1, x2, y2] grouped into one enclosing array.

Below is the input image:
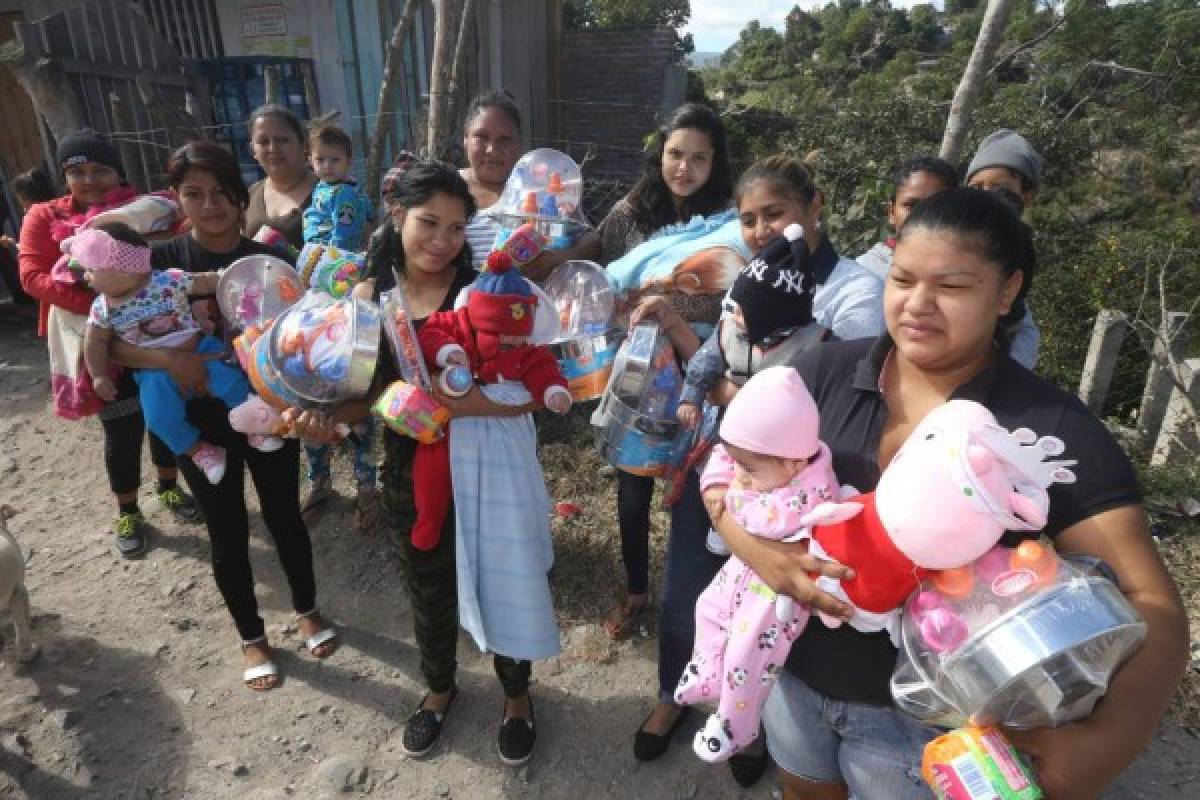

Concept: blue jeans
[[136, 336, 248, 455], [657, 471, 726, 702], [304, 414, 377, 488], [763, 669, 939, 799]]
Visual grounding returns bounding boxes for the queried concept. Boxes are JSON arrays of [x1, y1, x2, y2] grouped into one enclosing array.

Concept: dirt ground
[[0, 305, 1197, 800]]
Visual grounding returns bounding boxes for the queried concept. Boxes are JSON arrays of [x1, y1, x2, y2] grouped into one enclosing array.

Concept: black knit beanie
[[729, 223, 815, 345], [56, 129, 125, 181]]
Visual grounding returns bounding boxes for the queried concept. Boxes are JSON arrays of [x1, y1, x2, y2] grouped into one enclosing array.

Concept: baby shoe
[[192, 442, 227, 484]]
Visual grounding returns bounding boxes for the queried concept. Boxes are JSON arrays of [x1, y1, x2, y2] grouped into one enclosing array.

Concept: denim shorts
[[762, 670, 939, 799]]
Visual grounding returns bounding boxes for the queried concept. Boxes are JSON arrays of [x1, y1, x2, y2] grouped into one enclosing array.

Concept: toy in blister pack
[[216, 255, 305, 331], [380, 288, 433, 389], [241, 293, 380, 410], [891, 540, 1148, 732], [923, 726, 1042, 800], [372, 380, 449, 444], [296, 242, 367, 298], [591, 322, 682, 476], [543, 259, 621, 401], [485, 148, 591, 250]]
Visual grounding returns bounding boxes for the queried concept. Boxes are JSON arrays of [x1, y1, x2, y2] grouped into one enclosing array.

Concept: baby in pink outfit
[[674, 366, 838, 762]]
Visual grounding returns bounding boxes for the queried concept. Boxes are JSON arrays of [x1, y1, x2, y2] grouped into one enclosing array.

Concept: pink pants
[[674, 556, 808, 762]]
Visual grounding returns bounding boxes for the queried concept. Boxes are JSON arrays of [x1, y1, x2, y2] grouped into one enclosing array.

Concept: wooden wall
[[0, 11, 47, 182]]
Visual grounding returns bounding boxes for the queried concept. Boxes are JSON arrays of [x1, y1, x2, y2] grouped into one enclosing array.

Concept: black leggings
[[616, 470, 654, 596], [175, 398, 316, 642], [100, 373, 176, 495]]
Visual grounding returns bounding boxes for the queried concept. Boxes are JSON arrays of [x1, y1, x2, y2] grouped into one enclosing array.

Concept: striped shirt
[[464, 209, 500, 269]]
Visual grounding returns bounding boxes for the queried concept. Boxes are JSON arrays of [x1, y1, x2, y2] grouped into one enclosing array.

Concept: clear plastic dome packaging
[[217, 254, 305, 331], [543, 260, 621, 401], [590, 322, 682, 476], [890, 542, 1147, 730], [485, 148, 590, 250], [247, 293, 380, 410]]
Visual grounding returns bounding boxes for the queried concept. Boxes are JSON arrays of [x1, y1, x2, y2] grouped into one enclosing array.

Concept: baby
[[77, 224, 266, 484], [674, 366, 838, 763], [302, 123, 374, 253]]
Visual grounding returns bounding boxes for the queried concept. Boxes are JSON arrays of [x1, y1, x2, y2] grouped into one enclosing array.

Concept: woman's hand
[[710, 378, 739, 408], [628, 294, 680, 329], [168, 350, 219, 396], [706, 484, 856, 621], [282, 408, 339, 444], [1005, 723, 1117, 800]]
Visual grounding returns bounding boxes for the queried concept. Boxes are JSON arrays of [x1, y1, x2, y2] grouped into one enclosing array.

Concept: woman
[[18, 129, 198, 558], [112, 141, 337, 691], [458, 91, 523, 269], [243, 104, 318, 251], [293, 160, 549, 767], [710, 189, 1187, 799]]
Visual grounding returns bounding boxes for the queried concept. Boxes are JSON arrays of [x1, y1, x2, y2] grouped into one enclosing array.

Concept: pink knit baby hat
[[60, 228, 151, 273], [719, 365, 819, 460]]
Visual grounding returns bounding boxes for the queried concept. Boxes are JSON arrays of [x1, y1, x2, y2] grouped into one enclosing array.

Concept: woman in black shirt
[[708, 190, 1187, 800], [112, 141, 336, 691]]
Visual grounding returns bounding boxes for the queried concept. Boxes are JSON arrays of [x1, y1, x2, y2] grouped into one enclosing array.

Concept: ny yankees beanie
[[729, 223, 815, 345]]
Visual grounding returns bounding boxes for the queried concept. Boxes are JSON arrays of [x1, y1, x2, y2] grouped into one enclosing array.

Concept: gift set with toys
[[216, 254, 305, 332], [542, 259, 620, 402], [296, 242, 367, 299], [591, 322, 683, 477], [484, 148, 590, 251]]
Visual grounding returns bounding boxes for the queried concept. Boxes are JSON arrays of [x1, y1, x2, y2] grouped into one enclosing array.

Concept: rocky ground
[[0, 305, 1197, 799]]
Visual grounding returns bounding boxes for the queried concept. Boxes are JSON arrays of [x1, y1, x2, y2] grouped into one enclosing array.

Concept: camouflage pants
[[380, 432, 530, 696]]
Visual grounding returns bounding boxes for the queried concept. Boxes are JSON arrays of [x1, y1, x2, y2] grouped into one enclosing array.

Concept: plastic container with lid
[[484, 148, 591, 250]]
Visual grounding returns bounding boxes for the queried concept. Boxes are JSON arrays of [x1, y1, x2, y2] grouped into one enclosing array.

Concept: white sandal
[[241, 637, 280, 691], [297, 610, 339, 659]]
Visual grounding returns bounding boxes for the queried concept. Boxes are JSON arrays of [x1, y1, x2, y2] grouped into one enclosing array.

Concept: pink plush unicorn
[[679, 397, 1076, 762]]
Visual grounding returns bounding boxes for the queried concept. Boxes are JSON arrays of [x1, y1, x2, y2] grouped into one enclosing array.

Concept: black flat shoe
[[498, 695, 536, 767], [402, 686, 458, 758], [633, 706, 690, 762], [729, 746, 770, 788]]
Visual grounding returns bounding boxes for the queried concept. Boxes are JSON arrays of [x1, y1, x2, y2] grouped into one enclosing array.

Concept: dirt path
[[0, 308, 1195, 799]]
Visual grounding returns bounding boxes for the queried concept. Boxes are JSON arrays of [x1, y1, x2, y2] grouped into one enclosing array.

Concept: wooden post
[[447, 0, 478, 136], [366, 0, 420, 203], [1150, 358, 1200, 467], [1077, 310, 1127, 414], [108, 91, 145, 192], [0, 26, 88, 141], [1137, 311, 1190, 448], [427, 0, 463, 158]]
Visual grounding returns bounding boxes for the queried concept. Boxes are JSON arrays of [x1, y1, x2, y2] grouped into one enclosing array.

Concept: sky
[[685, 1, 939, 53]]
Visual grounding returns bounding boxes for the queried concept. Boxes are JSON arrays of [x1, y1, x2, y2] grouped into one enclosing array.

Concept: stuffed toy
[[227, 394, 289, 452], [677, 395, 1076, 763]]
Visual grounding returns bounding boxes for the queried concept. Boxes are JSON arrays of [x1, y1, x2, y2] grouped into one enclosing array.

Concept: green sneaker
[[114, 511, 147, 558], [157, 485, 202, 524]]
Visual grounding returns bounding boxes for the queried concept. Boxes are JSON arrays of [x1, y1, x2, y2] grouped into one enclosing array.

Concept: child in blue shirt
[[299, 123, 379, 527], [302, 124, 374, 251]]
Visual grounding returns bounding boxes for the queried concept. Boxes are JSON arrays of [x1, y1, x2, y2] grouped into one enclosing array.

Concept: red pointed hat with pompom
[[466, 250, 537, 336]]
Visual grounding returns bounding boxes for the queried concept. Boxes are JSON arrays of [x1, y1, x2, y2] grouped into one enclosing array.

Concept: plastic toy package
[[241, 292, 380, 412], [542, 260, 621, 401], [296, 242, 367, 298], [374, 287, 451, 442], [216, 254, 305, 331], [590, 322, 682, 477], [484, 148, 590, 250], [890, 541, 1147, 731], [923, 726, 1042, 800]]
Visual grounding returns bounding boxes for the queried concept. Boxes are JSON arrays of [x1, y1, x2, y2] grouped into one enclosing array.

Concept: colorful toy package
[[296, 242, 367, 298], [372, 380, 450, 444], [590, 322, 682, 476], [542, 260, 620, 401], [923, 726, 1042, 800], [484, 148, 590, 250], [891, 541, 1147, 731], [216, 254, 305, 331]]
